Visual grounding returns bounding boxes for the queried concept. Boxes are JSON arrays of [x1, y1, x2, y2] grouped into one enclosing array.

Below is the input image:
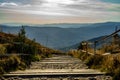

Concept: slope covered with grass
[[0, 26, 60, 75]]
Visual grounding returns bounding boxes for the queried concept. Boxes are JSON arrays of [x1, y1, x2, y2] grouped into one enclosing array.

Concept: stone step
[[30, 65, 88, 69], [4, 55, 110, 80], [29, 55, 88, 70]]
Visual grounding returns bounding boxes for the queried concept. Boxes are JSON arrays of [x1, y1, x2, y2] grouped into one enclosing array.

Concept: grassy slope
[[0, 32, 60, 75], [68, 50, 120, 80]]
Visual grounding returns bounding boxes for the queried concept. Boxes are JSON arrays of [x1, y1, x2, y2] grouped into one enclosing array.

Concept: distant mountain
[[59, 36, 107, 51], [0, 22, 120, 49]]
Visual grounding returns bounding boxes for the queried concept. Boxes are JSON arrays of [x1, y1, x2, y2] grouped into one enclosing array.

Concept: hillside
[[0, 28, 60, 74], [0, 32, 57, 56], [60, 36, 107, 51], [1, 22, 120, 49]]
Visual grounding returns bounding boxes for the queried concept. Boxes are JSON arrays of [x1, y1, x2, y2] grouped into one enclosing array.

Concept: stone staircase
[[4, 55, 112, 80], [30, 55, 88, 69]]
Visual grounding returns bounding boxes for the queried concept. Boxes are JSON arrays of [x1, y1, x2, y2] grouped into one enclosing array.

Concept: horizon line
[[1, 21, 120, 26]]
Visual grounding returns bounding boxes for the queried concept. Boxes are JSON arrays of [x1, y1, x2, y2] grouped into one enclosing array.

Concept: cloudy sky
[[0, 0, 120, 24]]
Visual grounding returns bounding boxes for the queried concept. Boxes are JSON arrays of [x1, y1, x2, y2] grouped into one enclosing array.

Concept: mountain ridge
[[1, 22, 120, 28], [1, 22, 120, 49]]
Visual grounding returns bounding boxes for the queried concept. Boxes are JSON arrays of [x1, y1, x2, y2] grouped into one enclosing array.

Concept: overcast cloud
[[0, 0, 120, 24]]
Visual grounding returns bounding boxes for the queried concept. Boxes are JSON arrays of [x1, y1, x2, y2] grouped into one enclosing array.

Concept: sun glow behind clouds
[[0, 2, 18, 7], [45, 0, 74, 4], [0, 0, 120, 24]]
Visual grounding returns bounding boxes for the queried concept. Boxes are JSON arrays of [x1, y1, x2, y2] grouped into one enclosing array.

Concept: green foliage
[[30, 54, 41, 62], [8, 26, 37, 55], [18, 26, 26, 43], [0, 27, 61, 75]]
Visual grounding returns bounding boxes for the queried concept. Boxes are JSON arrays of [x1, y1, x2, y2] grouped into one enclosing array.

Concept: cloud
[[0, 0, 119, 12], [45, 0, 74, 5], [13, 9, 73, 16], [0, 2, 18, 7], [0, 0, 118, 17], [0, 0, 120, 24]]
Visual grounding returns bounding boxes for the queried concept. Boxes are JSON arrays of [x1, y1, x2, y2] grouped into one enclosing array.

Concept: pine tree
[[18, 26, 26, 43]]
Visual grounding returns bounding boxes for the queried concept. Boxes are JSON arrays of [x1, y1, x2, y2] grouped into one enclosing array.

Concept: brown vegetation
[[68, 50, 120, 80], [0, 26, 61, 75]]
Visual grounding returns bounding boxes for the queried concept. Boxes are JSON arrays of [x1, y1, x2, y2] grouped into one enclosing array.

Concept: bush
[[113, 68, 120, 80], [68, 50, 81, 58], [0, 27, 60, 75], [0, 45, 6, 54], [85, 54, 104, 68], [0, 54, 27, 73], [30, 54, 41, 62], [4, 54, 21, 71], [0, 66, 4, 74]]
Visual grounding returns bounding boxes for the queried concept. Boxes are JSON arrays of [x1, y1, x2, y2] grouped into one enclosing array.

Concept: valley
[[1, 22, 120, 49]]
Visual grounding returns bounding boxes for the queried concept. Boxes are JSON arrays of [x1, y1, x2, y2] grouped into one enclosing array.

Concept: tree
[[18, 26, 26, 43], [13, 26, 26, 53]]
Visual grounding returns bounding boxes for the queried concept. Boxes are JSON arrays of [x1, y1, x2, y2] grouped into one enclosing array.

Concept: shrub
[[30, 54, 42, 62], [113, 68, 120, 80], [0, 45, 6, 54], [0, 66, 4, 74], [68, 50, 81, 58], [85, 54, 104, 68]]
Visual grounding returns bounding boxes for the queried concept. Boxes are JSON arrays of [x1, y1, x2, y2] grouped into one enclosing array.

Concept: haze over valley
[[1, 22, 120, 50]]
